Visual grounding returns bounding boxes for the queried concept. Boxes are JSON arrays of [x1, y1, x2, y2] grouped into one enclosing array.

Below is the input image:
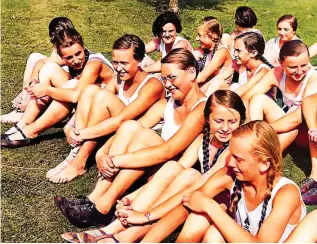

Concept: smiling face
[[160, 63, 194, 100], [196, 28, 219, 50], [280, 51, 310, 82], [112, 48, 139, 81], [277, 21, 296, 42], [160, 23, 177, 45], [227, 134, 261, 181], [209, 103, 241, 143], [233, 38, 252, 65], [60, 43, 86, 70]]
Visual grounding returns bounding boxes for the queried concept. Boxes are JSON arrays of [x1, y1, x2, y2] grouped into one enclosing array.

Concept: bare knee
[[27, 52, 46, 64], [39, 62, 64, 83], [117, 120, 143, 135], [79, 84, 101, 98], [158, 161, 184, 178], [250, 93, 267, 107], [202, 225, 225, 243], [177, 168, 201, 186]]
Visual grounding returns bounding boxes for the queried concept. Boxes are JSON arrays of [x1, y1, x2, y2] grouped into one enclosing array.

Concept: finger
[[119, 218, 128, 226], [181, 196, 190, 203], [117, 212, 128, 218], [122, 197, 130, 206]]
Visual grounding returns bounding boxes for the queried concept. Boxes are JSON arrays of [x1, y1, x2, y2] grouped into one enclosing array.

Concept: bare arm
[[113, 102, 206, 168], [45, 61, 113, 103], [235, 67, 270, 97], [188, 183, 301, 242], [242, 68, 279, 104], [78, 78, 164, 140], [270, 107, 302, 133], [177, 134, 202, 168], [137, 99, 166, 128], [204, 65, 234, 96], [196, 48, 232, 84], [309, 42, 317, 58]]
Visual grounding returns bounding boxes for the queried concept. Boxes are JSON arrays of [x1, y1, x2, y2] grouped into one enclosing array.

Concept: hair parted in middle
[[113, 33, 146, 61], [55, 28, 84, 57], [161, 48, 197, 72]]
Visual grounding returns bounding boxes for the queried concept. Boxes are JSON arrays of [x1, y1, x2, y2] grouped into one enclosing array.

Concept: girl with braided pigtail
[[204, 32, 273, 99], [61, 90, 245, 243], [193, 19, 232, 89], [180, 120, 306, 243]]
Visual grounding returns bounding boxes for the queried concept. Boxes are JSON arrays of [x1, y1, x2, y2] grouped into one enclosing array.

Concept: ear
[[187, 67, 197, 82], [250, 50, 258, 58], [259, 160, 270, 173]]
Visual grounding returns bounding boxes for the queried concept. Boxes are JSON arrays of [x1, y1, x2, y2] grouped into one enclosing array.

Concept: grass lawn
[[1, 0, 317, 242]]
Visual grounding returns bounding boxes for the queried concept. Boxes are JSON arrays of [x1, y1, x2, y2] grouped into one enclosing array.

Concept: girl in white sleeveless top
[[264, 15, 300, 67], [179, 121, 306, 243], [245, 41, 317, 196], [58, 49, 210, 239], [205, 32, 273, 97], [61, 91, 244, 243], [194, 19, 232, 86], [142, 11, 193, 73]]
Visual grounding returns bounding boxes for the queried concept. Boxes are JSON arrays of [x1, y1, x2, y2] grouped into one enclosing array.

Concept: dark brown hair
[[113, 34, 145, 61], [279, 39, 309, 62], [277, 14, 298, 32], [55, 28, 83, 57]]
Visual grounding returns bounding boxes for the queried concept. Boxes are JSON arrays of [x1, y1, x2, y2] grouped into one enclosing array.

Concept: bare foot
[[46, 146, 80, 179], [0, 110, 24, 124], [48, 162, 87, 183]]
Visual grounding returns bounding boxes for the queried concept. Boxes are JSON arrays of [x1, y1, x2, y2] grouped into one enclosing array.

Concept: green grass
[[1, 0, 317, 242]]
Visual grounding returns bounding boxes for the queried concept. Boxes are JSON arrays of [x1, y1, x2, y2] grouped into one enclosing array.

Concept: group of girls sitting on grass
[[1, 5, 317, 243]]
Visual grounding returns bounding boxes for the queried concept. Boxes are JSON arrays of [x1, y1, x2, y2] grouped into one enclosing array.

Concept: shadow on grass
[[137, 0, 239, 13]]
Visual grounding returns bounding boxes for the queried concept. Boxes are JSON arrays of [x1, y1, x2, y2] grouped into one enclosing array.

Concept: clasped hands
[[96, 153, 119, 178], [25, 78, 49, 99]]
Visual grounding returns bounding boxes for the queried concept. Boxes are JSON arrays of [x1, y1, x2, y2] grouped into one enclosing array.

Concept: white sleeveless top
[[279, 68, 315, 112], [239, 63, 271, 86], [158, 36, 194, 58], [231, 177, 306, 242], [117, 75, 154, 106], [161, 97, 207, 141]]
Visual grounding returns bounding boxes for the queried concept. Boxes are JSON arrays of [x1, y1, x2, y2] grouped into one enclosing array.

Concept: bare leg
[[202, 225, 226, 243], [249, 93, 298, 151], [14, 62, 69, 130], [49, 90, 126, 183], [176, 211, 212, 243], [88, 120, 146, 202], [303, 95, 317, 180], [141, 204, 190, 243], [94, 126, 165, 214], [285, 210, 317, 243]]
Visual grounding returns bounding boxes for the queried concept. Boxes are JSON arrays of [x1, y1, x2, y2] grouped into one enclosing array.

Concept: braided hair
[[229, 121, 282, 231], [232, 32, 274, 83], [202, 90, 246, 173]]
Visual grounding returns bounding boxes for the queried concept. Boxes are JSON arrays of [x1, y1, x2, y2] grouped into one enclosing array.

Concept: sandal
[[78, 229, 119, 243], [4, 125, 20, 135], [1, 125, 32, 148], [61, 232, 80, 243]]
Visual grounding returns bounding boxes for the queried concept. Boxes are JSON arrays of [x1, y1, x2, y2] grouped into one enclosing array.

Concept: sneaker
[[302, 187, 317, 205], [300, 178, 317, 194]]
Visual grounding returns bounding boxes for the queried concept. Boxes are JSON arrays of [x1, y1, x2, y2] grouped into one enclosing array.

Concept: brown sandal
[[78, 229, 119, 243]]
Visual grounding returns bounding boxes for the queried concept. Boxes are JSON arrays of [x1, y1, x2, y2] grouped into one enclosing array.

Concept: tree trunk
[[169, 0, 179, 13]]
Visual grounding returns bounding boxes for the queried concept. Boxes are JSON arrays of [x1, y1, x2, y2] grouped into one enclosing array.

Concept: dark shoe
[[64, 201, 113, 228], [1, 125, 32, 148], [302, 187, 317, 205], [54, 196, 89, 217], [300, 178, 317, 194]]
